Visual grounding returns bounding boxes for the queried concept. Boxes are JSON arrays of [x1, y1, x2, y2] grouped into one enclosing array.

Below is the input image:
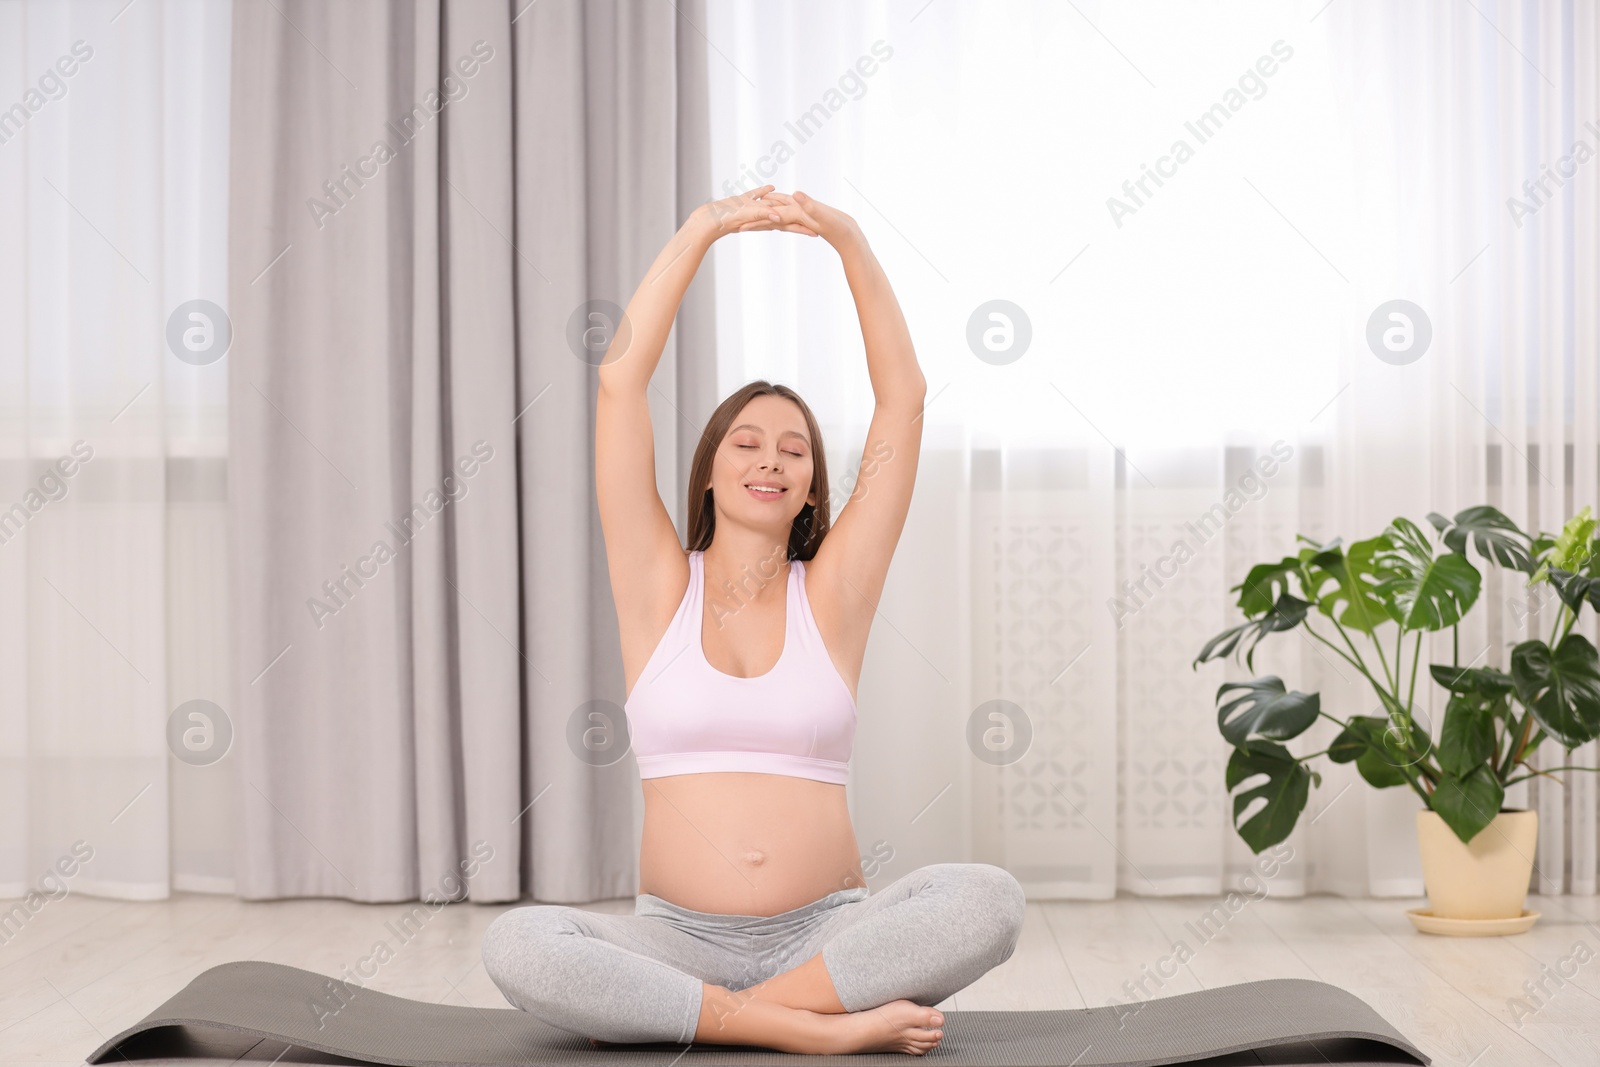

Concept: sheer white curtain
[[0, 0, 233, 902], [706, 0, 1598, 899]]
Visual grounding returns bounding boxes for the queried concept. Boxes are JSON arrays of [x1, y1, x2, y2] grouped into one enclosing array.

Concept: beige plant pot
[[1415, 807, 1537, 920]]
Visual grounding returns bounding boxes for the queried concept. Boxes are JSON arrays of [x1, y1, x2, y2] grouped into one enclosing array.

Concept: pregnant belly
[[638, 772, 865, 916]]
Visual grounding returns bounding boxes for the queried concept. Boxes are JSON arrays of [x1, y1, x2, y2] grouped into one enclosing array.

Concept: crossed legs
[[481, 862, 1025, 1054]]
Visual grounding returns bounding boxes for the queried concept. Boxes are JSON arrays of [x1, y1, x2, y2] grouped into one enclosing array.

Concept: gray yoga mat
[[87, 960, 1431, 1067]]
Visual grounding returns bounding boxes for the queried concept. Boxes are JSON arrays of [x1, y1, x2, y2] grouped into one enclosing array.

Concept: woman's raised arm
[[771, 191, 927, 622], [595, 187, 817, 651]]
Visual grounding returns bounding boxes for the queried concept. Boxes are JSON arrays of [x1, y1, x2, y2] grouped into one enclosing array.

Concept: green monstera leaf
[[1430, 663, 1515, 699], [1437, 694, 1499, 778], [1303, 536, 1391, 634], [1547, 569, 1600, 617], [1327, 715, 1380, 764], [1529, 506, 1596, 585], [1510, 634, 1600, 749], [1232, 556, 1308, 617], [1213, 676, 1321, 747], [1427, 505, 1535, 573], [1429, 765, 1506, 844], [1327, 714, 1418, 789], [1225, 739, 1315, 853], [1193, 595, 1313, 672], [1373, 517, 1481, 631]]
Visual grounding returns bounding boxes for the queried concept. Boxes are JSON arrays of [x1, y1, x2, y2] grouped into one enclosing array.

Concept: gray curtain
[[227, 0, 717, 903]]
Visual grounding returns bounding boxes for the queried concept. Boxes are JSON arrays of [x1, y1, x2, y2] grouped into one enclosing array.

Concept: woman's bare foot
[[820, 1000, 945, 1055], [693, 982, 944, 1055], [590, 1004, 945, 1056]]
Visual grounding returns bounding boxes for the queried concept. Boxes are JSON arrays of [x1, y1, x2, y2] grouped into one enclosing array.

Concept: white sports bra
[[623, 550, 857, 784]]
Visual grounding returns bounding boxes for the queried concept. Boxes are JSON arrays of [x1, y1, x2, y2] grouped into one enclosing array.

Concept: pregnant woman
[[481, 187, 1025, 1055]]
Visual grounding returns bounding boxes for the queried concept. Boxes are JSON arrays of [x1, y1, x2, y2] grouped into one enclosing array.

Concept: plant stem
[[1496, 715, 1519, 777], [1396, 759, 1435, 805], [1502, 712, 1537, 777], [1367, 623, 1396, 693], [1302, 623, 1370, 676], [1313, 619, 1441, 791], [1413, 758, 1441, 786], [1404, 630, 1422, 743], [1558, 604, 1577, 643], [1326, 615, 1392, 692], [1393, 625, 1403, 697], [1299, 577, 1454, 797], [1504, 765, 1600, 787]]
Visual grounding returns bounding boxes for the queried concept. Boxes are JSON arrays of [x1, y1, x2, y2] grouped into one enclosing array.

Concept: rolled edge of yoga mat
[[86, 959, 1432, 1067]]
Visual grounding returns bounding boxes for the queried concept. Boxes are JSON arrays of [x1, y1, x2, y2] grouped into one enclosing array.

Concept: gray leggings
[[480, 862, 1026, 1044]]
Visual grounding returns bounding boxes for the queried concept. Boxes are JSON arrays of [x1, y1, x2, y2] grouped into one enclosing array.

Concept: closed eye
[[737, 444, 805, 458]]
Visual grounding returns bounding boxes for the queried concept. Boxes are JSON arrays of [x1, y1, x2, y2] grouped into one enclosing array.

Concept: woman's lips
[[745, 485, 787, 502]]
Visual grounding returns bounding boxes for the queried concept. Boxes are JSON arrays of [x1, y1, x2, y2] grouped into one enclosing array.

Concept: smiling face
[[707, 393, 818, 531]]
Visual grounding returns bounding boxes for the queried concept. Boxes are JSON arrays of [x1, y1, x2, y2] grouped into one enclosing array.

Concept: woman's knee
[[480, 904, 581, 1007], [933, 862, 1026, 964], [982, 865, 1027, 962]]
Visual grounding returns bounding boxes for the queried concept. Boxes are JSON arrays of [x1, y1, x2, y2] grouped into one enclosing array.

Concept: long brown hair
[[686, 381, 831, 561]]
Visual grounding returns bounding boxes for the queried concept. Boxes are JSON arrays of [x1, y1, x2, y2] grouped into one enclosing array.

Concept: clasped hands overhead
[[695, 185, 857, 245]]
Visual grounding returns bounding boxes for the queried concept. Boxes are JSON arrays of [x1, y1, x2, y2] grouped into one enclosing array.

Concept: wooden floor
[[4, 889, 1599, 1065]]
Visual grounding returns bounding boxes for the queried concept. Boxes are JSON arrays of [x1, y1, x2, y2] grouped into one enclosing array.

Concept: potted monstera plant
[[1194, 504, 1600, 927]]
